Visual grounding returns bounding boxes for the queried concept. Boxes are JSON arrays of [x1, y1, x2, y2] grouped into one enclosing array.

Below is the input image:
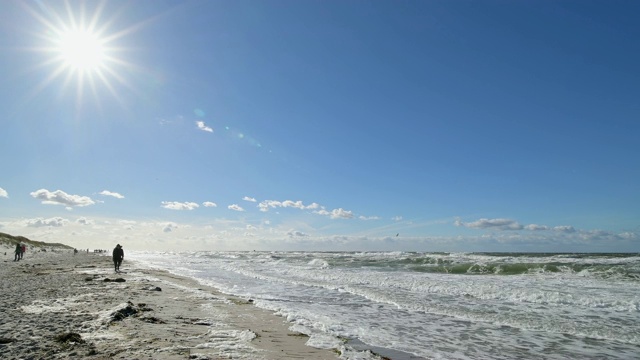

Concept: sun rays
[[23, 0, 143, 113]]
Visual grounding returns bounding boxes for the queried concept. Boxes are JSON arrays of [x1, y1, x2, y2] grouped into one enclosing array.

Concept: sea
[[128, 251, 640, 360]]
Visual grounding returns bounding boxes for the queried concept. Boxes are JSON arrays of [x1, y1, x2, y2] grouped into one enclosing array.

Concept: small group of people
[[14, 243, 26, 261]]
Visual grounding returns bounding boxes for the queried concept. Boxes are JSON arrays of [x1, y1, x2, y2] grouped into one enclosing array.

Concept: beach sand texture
[[0, 251, 340, 359]]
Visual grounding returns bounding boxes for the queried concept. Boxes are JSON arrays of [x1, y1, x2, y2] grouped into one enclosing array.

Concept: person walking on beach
[[20, 244, 26, 260], [14, 244, 22, 261], [112, 244, 124, 272]]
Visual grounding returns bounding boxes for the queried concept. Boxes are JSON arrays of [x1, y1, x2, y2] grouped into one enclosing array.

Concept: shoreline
[[0, 251, 340, 359]]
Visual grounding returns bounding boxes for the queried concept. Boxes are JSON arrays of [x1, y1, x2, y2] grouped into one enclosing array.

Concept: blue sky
[[1, 0, 638, 252]]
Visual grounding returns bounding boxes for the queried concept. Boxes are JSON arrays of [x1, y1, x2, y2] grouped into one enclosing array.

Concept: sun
[[22, 0, 144, 111], [56, 28, 107, 72]]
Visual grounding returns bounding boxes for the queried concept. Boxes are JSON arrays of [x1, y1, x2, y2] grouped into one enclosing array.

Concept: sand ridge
[[0, 251, 341, 359]]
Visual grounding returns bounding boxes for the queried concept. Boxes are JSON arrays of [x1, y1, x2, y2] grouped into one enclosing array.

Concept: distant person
[[20, 244, 26, 259], [112, 244, 124, 272], [14, 244, 21, 261]]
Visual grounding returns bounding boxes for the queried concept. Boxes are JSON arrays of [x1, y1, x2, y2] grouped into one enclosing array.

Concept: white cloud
[[163, 222, 178, 233], [228, 204, 245, 212], [311, 209, 326, 216], [306, 202, 321, 210], [619, 232, 639, 240], [329, 208, 354, 219], [392, 216, 403, 222], [456, 218, 582, 234], [287, 229, 308, 237], [258, 199, 327, 213], [581, 229, 610, 239], [553, 225, 576, 233], [196, 121, 213, 133], [282, 200, 305, 209], [161, 201, 199, 210], [0, 187, 8, 198], [24, 217, 69, 227], [243, 196, 257, 202], [455, 218, 523, 231], [524, 224, 549, 231], [203, 201, 217, 207], [99, 190, 125, 199], [76, 217, 94, 225], [30, 189, 95, 207], [359, 216, 380, 221], [258, 200, 282, 212]]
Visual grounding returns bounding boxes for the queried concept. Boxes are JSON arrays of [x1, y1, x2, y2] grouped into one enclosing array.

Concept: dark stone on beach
[[111, 302, 139, 321], [103, 278, 112, 282], [150, 286, 161, 291], [138, 305, 154, 312], [189, 355, 212, 360], [192, 319, 214, 325], [140, 316, 166, 324], [54, 332, 85, 344], [0, 337, 14, 344], [114, 278, 126, 282], [84, 277, 93, 281], [287, 332, 309, 337]]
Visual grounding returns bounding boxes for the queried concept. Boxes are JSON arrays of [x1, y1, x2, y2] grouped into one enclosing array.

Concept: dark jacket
[[113, 246, 124, 261]]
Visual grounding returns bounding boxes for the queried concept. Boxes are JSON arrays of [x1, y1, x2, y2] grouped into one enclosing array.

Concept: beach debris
[[175, 316, 214, 326], [111, 301, 139, 321], [138, 303, 154, 312], [140, 316, 166, 324], [230, 298, 253, 305], [0, 337, 15, 344], [108, 301, 155, 322], [147, 286, 162, 291], [103, 277, 126, 282], [54, 332, 85, 344], [287, 332, 309, 338], [189, 354, 212, 360]]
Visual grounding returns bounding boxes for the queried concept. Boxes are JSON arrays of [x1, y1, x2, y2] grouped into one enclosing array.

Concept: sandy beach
[[0, 250, 341, 359]]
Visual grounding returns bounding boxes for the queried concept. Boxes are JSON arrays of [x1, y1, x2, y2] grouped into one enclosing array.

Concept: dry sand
[[0, 250, 341, 359]]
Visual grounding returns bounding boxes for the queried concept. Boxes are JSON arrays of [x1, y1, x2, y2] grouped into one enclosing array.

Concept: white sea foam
[[129, 251, 640, 359], [21, 293, 97, 314]]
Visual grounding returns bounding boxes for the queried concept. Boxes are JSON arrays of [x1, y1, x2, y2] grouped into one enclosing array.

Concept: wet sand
[[0, 250, 340, 359]]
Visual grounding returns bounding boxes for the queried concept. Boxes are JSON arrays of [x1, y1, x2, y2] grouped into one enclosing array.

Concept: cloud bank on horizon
[[0, 1, 638, 252], [0, 186, 637, 252]]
